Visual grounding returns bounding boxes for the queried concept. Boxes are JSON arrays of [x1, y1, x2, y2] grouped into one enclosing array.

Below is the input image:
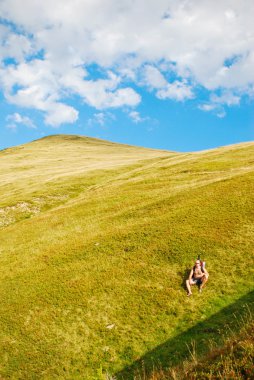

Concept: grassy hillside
[[0, 135, 253, 379], [181, 318, 254, 380], [145, 312, 254, 379]]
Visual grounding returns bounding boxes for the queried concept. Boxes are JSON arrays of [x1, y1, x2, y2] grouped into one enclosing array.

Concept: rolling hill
[[0, 135, 253, 379]]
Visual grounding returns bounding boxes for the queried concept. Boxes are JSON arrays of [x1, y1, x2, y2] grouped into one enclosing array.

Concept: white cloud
[[0, 59, 79, 126], [6, 112, 36, 130], [141, 65, 195, 102], [44, 103, 78, 127], [199, 104, 226, 118], [0, 0, 254, 125], [105, 87, 141, 108], [6, 123, 17, 132], [0, 26, 33, 62], [199, 104, 217, 112], [87, 111, 116, 127], [156, 80, 194, 101], [142, 65, 167, 89], [62, 68, 141, 109], [88, 112, 106, 127], [210, 91, 240, 106], [92, 113, 106, 127], [199, 90, 240, 118], [246, 84, 254, 98], [129, 111, 147, 124], [216, 109, 226, 118]]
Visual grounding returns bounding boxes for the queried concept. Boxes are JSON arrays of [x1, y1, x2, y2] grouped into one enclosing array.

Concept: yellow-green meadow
[[0, 135, 253, 379]]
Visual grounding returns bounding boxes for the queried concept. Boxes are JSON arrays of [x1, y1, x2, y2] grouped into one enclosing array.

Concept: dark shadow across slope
[[116, 290, 254, 379]]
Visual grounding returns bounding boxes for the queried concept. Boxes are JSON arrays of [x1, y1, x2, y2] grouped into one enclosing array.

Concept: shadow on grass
[[115, 290, 254, 379]]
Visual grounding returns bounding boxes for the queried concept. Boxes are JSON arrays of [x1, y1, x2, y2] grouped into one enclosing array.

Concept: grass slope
[[0, 135, 253, 379], [144, 309, 254, 379], [182, 319, 254, 380]]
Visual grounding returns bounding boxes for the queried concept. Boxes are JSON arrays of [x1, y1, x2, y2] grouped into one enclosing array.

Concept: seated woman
[[186, 259, 209, 296]]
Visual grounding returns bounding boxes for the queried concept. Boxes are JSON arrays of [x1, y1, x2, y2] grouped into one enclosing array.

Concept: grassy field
[[180, 317, 254, 380], [144, 305, 254, 379], [0, 135, 253, 379]]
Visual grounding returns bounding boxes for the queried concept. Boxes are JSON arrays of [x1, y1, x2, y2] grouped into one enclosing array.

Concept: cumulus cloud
[[141, 65, 194, 101], [199, 90, 240, 118], [216, 110, 226, 118], [87, 112, 116, 127], [6, 112, 36, 130], [210, 91, 240, 106], [198, 103, 227, 119], [89, 113, 106, 127], [0, 0, 253, 125], [0, 26, 33, 62], [0, 58, 79, 126], [199, 104, 217, 112], [156, 80, 194, 101], [129, 111, 147, 124], [142, 65, 167, 89], [60, 68, 141, 109], [44, 104, 78, 127], [199, 103, 226, 118]]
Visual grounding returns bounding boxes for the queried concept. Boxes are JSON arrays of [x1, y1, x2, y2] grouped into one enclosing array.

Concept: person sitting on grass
[[186, 259, 209, 296]]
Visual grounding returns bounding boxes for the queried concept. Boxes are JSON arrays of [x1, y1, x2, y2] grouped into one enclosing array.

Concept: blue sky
[[0, 0, 253, 152]]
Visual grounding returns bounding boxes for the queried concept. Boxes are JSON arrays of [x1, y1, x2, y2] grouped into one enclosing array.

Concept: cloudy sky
[[0, 0, 253, 151]]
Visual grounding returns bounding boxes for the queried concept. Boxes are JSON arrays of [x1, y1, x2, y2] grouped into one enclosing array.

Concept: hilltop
[[0, 134, 170, 227], [0, 135, 253, 379]]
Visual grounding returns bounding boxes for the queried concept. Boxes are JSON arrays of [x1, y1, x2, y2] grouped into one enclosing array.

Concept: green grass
[[117, 292, 254, 379], [147, 304, 254, 380], [0, 135, 253, 379], [183, 319, 254, 380]]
